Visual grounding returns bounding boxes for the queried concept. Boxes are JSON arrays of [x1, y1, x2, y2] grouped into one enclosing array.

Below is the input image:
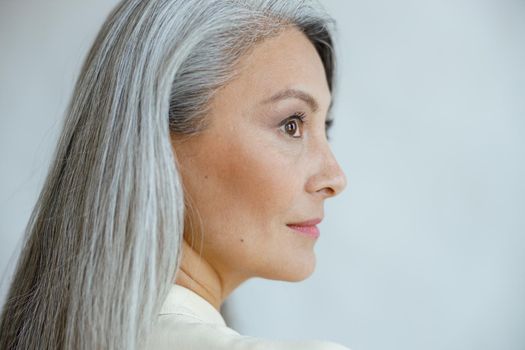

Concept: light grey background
[[1, 1, 524, 350]]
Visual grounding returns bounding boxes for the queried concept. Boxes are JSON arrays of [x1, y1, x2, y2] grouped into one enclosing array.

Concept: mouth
[[286, 218, 322, 239]]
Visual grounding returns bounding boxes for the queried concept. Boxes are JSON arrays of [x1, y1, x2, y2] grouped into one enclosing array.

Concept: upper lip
[[287, 218, 323, 226]]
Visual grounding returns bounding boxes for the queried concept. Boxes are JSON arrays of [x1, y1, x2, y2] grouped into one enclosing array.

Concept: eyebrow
[[260, 88, 330, 113]]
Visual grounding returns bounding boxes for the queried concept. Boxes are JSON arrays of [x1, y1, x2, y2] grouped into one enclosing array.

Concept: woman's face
[[171, 27, 347, 285]]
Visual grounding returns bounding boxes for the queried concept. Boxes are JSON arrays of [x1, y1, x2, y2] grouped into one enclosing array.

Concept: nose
[[306, 143, 347, 199]]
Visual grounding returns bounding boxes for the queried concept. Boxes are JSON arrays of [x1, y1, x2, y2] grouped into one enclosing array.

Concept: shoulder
[[145, 313, 351, 350], [149, 285, 352, 350]]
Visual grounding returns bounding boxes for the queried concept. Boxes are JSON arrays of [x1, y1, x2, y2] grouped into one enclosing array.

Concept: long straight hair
[[0, 0, 337, 349]]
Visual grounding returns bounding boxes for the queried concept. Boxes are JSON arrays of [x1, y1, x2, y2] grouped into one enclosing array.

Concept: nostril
[[318, 186, 336, 198]]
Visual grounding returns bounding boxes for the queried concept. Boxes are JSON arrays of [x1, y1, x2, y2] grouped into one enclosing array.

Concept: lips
[[286, 218, 322, 238], [287, 218, 322, 226]]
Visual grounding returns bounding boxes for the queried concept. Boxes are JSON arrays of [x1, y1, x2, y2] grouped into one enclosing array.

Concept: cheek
[[218, 137, 299, 227], [177, 132, 298, 233], [177, 128, 315, 280]]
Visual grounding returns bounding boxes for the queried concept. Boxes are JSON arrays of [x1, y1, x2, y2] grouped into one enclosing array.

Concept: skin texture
[[170, 27, 347, 311]]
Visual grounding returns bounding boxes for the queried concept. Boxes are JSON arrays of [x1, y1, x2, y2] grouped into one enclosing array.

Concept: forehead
[[212, 27, 332, 113]]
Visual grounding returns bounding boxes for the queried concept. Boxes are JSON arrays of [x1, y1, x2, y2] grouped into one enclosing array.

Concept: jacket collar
[[159, 283, 227, 327]]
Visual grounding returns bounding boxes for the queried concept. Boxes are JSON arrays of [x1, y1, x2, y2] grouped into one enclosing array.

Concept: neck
[[174, 239, 247, 311]]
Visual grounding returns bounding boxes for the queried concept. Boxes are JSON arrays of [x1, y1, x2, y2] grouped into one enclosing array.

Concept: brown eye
[[284, 119, 300, 137], [280, 113, 305, 139]]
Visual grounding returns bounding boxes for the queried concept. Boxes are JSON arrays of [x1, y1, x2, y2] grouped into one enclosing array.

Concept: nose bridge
[[308, 137, 347, 197]]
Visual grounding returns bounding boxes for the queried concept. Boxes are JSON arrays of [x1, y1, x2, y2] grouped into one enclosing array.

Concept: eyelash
[[279, 112, 333, 141]]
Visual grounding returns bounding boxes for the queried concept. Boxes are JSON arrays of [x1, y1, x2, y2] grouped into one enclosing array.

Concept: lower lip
[[287, 224, 320, 238]]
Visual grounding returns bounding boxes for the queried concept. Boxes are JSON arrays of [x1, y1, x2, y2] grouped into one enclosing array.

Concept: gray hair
[[0, 0, 337, 349]]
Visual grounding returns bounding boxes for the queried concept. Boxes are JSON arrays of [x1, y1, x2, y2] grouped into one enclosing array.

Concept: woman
[[0, 0, 349, 349]]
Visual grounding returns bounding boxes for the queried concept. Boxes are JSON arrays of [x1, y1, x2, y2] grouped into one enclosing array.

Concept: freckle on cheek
[[240, 238, 244, 243]]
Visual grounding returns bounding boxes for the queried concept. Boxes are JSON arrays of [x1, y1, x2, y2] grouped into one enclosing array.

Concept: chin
[[260, 252, 317, 282]]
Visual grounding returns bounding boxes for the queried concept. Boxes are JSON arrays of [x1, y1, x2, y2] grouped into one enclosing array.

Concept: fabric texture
[[144, 283, 351, 350]]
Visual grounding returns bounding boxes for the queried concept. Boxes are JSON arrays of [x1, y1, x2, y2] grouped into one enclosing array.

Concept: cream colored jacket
[[145, 283, 351, 350]]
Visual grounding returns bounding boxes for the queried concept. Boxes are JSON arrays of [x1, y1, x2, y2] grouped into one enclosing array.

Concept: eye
[[325, 118, 334, 141], [279, 112, 306, 139]]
